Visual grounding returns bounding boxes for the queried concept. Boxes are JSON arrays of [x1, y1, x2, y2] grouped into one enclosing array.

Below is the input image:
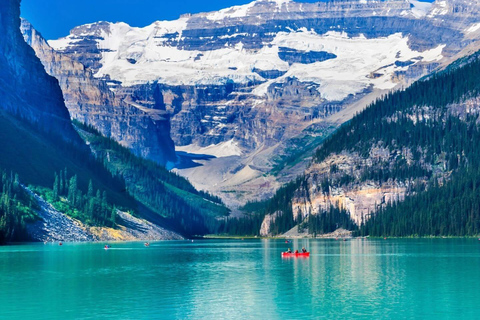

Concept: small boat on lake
[[281, 252, 310, 257]]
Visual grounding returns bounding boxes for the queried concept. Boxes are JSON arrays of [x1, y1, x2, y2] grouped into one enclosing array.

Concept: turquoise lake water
[[0, 238, 479, 319]]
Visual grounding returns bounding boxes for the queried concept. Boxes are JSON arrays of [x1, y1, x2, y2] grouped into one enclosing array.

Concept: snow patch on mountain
[[48, 0, 445, 100], [428, 0, 449, 17], [48, 37, 82, 50], [255, 31, 445, 100], [408, 0, 433, 18], [204, 0, 292, 21], [50, 22, 444, 100], [176, 139, 242, 157], [205, 1, 257, 21], [465, 22, 480, 34]]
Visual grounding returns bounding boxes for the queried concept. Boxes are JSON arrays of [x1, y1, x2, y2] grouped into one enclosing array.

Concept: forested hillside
[[220, 179, 303, 236], [0, 171, 37, 243], [359, 167, 480, 237], [0, 110, 230, 243], [313, 53, 480, 237], [75, 121, 229, 236], [230, 51, 480, 237], [0, 0, 140, 243], [0, 110, 135, 243]]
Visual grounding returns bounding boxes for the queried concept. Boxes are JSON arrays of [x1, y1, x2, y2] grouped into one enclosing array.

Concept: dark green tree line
[[0, 171, 37, 244]]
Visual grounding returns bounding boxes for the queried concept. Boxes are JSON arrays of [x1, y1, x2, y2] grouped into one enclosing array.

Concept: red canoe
[[281, 252, 310, 257]]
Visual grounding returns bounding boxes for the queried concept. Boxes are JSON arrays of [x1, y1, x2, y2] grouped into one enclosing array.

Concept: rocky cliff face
[[292, 152, 409, 225], [21, 20, 176, 166], [260, 211, 282, 237], [0, 0, 76, 139], [39, 0, 480, 204]]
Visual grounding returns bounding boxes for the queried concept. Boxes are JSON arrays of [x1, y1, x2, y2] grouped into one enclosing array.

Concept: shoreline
[[3, 235, 480, 245], [203, 234, 480, 240]]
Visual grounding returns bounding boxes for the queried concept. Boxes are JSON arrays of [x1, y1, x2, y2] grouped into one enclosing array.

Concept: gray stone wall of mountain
[[0, 0, 77, 139], [20, 20, 176, 166], [120, 82, 304, 150]]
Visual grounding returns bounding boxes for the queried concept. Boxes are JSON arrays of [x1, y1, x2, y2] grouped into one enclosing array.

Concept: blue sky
[[20, 0, 274, 40], [21, 0, 432, 40], [21, 0, 256, 39], [21, 0, 325, 40]]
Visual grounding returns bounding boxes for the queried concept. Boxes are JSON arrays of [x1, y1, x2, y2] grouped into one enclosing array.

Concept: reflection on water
[[0, 239, 479, 319]]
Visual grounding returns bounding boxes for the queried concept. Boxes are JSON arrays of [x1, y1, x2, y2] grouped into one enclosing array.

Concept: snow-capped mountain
[[49, 0, 454, 93], [32, 0, 480, 205]]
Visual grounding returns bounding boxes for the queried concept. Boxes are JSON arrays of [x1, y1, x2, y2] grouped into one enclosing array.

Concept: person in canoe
[[302, 247, 307, 253], [286, 248, 292, 253], [294, 249, 299, 253]]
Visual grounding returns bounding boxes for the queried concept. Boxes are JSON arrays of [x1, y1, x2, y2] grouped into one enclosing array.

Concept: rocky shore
[[25, 187, 183, 242], [281, 226, 353, 239]]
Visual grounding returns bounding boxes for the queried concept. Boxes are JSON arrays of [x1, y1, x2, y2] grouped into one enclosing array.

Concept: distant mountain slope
[[40, 0, 480, 206], [74, 121, 229, 236]]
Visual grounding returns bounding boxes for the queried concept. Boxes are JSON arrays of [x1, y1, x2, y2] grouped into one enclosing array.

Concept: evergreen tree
[[68, 175, 77, 206], [87, 180, 93, 198], [53, 174, 59, 201], [111, 207, 117, 225]]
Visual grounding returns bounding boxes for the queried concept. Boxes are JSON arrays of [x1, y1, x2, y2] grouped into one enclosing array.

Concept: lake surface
[[0, 239, 479, 319]]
